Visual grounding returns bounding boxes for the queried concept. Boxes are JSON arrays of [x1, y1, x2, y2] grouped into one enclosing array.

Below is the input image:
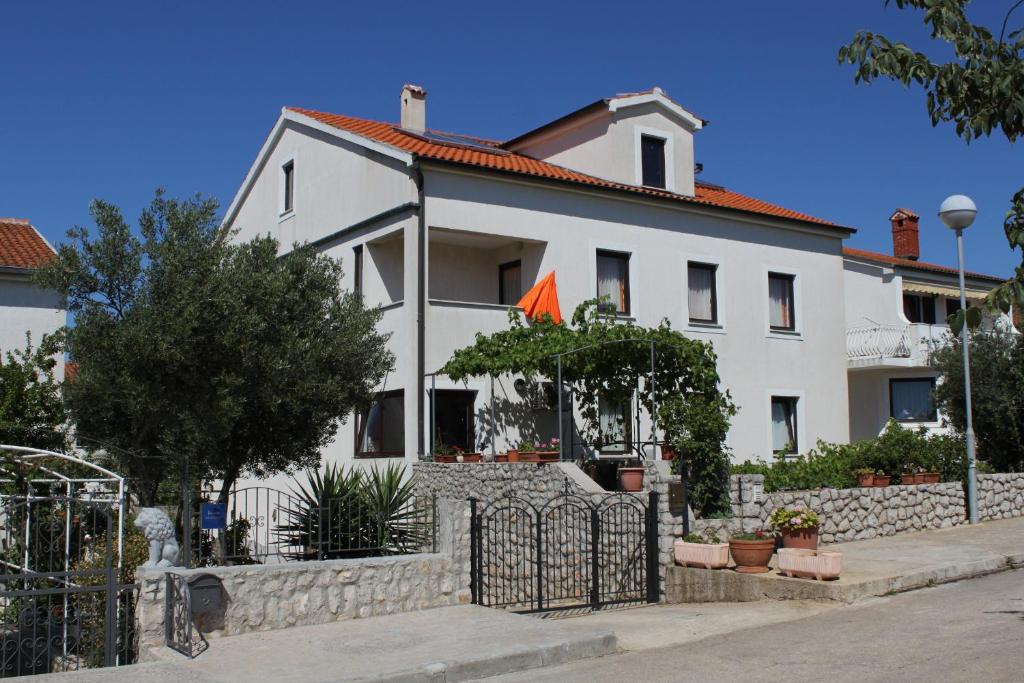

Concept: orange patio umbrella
[[516, 271, 562, 324]]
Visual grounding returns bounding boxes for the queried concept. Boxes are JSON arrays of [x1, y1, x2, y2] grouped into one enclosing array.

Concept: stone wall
[[978, 473, 1024, 521], [690, 474, 966, 544], [135, 498, 471, 658]]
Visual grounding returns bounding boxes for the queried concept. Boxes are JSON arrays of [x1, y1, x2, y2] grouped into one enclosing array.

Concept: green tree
[[931, 328, 1024, 471], [36, 191, 393, 505], [0, 332, 69, 451], [838, 0, 1024, 330]]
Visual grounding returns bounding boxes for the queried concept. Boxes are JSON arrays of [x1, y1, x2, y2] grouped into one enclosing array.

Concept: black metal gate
[[0, 495, 138, 677], [470, 490, 659, 613]]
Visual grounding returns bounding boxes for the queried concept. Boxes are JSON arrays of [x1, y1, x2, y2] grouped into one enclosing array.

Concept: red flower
[[755, 530, 765, 538]]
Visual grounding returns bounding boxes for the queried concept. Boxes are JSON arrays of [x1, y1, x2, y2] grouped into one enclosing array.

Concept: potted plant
[[873, 470, 891, 487], [618, 462, 645, 492], [433, 443, 457, 463], [517, 440, 539, 462], [901, 469, 921, 485], [920, 471, 940, 484], [506, 448, 520, 463], [853, 467, 875, 487], [777, 548, 842, 581], [536, 437, 560, 462], [769, 506, 820, 549], [453, 446, 482, 463], [674, 530, 729, 569], [728, 530, 775, 573], [494, 453, 509, 463]]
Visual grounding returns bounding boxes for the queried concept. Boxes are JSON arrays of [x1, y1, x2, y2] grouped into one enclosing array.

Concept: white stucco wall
[[0, 275, 65, 377]]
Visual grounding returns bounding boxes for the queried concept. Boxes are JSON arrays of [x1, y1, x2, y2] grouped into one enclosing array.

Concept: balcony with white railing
[[846, 321, 952, 369]]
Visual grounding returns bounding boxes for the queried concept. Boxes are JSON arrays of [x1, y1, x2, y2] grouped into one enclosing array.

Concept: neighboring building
[[843, 208, 1009, 440], [224, 85, 857, 470], [0, 218, 64, 377]]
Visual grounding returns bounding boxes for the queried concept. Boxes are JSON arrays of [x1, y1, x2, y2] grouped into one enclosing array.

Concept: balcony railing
[[846, 322, 951, 365]]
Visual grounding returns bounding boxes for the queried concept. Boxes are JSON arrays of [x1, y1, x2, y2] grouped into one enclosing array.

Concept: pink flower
[[791, 516, 803, 526]]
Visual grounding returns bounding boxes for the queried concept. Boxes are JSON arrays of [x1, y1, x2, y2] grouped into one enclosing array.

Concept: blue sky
[[1, 0, 1018, 276]]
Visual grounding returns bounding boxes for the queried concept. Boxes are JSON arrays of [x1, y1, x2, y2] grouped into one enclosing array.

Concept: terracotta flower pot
[[857, 473, 874, 487], [458, 453, 483, 463], [902, 473, 921, 485], [494, 453, 509, 463], [434, 454, 457, 463], [518, 451, 539, 462], [537, 451, 559, 462], [779, 526, 819, 550], [921, 472, 940, 484], [618, 467, 645, 492], [873, 475, 892, 487], [728, 538, 775, 573], [674, 541, 730, 569], [777, 548, 842, 581], [507, 449, 520, 463]]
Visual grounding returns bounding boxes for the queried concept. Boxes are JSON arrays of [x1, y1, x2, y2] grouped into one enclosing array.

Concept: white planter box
[[777, 548, 842, 581], [673, 541, 730, 569]]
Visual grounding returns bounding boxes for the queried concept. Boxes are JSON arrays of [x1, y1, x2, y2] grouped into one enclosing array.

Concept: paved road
[[481, 570, 1024, 683]]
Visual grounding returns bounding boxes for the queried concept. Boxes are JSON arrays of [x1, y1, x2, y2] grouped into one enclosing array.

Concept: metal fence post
[[469, 498, 478, 605], [645, 491, 660, 604], [535, 509, 543, 612], [590, 506, 600, 611], [103, 511, 117, 666]]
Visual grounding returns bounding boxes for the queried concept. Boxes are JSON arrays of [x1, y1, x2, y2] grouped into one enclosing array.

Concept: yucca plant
[[362, 463, 429, 555], [275, 463, 364, 560]]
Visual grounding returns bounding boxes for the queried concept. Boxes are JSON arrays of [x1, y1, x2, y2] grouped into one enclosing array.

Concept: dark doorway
[[431, 389, 477, 452]]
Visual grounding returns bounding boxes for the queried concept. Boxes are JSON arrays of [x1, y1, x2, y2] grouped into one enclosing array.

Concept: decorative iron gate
[[470, 490, 659, 613]]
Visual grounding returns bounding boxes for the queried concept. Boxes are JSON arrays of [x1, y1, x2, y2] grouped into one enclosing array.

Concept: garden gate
[[470, 489, 659, 613], [0, 446, 137, 678]]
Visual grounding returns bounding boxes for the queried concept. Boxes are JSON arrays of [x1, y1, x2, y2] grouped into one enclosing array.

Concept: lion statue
[[134, 507, 181, 568]]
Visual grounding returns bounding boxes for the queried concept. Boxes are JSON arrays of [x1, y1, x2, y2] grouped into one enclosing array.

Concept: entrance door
[[431, 389, 477, 451]]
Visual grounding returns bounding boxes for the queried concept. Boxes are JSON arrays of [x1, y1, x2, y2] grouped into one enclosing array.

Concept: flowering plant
[[730, 529, 770, 541], [768, 506, 820, 531], [537, 437, 560, 452]]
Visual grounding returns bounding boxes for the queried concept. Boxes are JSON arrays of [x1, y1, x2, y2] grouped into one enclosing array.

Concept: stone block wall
[[689, 475, 966, 544], [978, 473, 1024, 521], [135, 498, 471, 658]]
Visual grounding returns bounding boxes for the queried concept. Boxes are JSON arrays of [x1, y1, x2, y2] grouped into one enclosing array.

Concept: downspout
[[413, 159, 426, 459]]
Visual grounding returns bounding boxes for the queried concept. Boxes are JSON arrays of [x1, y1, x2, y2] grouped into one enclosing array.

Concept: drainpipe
[[413, 160, 426, 459]]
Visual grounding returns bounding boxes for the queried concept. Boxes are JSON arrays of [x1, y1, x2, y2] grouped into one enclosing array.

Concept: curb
[[353, 631, 619, 683]]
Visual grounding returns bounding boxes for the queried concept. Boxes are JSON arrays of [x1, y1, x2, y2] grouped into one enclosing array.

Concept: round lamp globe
[[938, 195, 977, 230]]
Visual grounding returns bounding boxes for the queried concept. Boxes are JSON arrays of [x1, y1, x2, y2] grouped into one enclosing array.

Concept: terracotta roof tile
[[0, 218, 55, 269], [842, 246, 1004, 284], [287, 107, 851, 233]]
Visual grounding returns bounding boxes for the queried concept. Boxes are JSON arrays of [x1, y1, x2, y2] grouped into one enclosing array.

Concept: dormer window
[[640, 135, 666, 189]]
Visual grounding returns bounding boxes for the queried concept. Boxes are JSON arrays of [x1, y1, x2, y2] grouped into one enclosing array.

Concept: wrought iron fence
[[195, 488, 437, 566], [164, 574, 207, 659]]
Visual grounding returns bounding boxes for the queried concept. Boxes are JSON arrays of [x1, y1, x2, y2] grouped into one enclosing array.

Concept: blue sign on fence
[[200, 502, 227, 530]]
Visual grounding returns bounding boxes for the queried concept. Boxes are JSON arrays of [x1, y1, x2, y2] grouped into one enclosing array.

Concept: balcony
[[846, 322, 951, 369]]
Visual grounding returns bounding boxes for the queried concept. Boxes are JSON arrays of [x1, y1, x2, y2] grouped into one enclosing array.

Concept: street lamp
[[938, 194, 979, 524]]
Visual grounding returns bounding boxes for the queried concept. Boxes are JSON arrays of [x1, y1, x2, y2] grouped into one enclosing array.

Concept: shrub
[[681, 530, 722, 544], [769, 506, 820, 531]]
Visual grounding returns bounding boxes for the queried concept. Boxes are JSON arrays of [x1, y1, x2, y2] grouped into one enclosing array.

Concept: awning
[[517, 271, 562, 324], [903, 282, 986, 299]]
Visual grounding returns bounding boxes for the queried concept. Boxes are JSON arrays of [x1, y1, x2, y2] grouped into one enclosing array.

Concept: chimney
[[890, 208, 920, 261], [400, 84, 426, 133]]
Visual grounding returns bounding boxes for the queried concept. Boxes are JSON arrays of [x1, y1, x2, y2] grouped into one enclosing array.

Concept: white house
[[843, 208, 1008, 440], [224, 85, 858, 469], [0, 218, 64, 377]]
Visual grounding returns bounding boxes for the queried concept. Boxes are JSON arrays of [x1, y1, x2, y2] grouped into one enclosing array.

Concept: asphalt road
[[481, 569, 1024, 683]]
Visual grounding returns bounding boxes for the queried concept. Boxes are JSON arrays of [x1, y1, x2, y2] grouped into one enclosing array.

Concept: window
[[640, 135, 666, 189], [771, 396, 798, 454], [596, 250, 630, 315], [687, 262, 718, 324], [903, 293, 936, 324], [353, 245, 363, 296], [430, 389, 476, 452], [282, 160, 295, 214], [945, 298, 961, 321], [598, 396, 631, 454], [890, 378, 937, 422], [356, 390, 404, 457], [768, 272, 796, 331], [498, 260, 522, 306]]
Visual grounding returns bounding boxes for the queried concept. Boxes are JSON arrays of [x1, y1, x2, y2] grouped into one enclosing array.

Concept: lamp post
[[938, 194, 979, 524]]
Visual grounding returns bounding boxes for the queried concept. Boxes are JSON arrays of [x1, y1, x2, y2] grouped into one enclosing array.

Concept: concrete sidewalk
[[37, 605, 617, 683], [668, 515, 1024, 603]]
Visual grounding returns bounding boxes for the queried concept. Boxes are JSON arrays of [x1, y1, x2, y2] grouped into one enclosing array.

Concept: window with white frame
[[596, 250, 630, 315], [771, 396, 798, 454], [687, 261, 718, 324], [768, 272, 796, 331], [281, 159, 295, 215], [890, 378, 937, 422], [356, 390, 404, 457]]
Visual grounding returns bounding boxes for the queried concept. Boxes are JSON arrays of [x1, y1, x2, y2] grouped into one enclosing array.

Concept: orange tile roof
[[842, 246, 1005, 284], [0, 218, 55, 269], [287, 107, 851, 233]]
